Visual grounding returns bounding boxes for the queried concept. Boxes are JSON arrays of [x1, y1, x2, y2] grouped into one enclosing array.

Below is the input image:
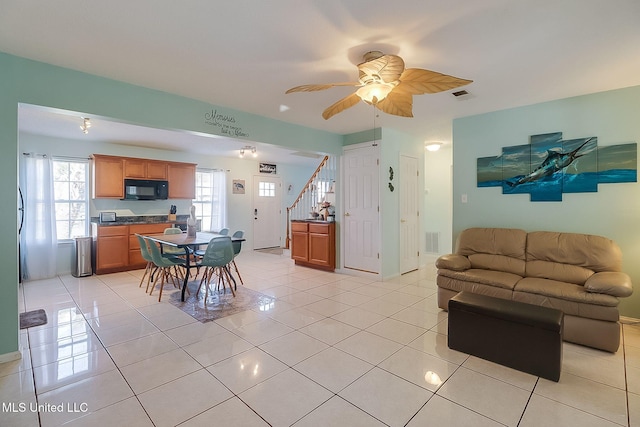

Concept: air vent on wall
[[425, 232, 440, 253]]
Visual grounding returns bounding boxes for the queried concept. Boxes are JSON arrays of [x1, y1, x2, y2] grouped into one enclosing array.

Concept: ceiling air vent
[[452, 89, 475, 101]]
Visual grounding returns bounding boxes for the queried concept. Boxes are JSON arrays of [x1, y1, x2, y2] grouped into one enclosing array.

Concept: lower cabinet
[[93, 225, 129, 274], [93, 222, 175, 274], [290, 221, 335, 271]]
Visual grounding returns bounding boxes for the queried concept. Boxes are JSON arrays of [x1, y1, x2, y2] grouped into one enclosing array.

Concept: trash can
[[72, 236, 93, 277]]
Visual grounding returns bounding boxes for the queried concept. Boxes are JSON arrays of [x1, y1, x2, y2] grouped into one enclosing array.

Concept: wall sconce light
[[80, 117, 92, 134], [425, 142, 442, 152], [239, 146, 257, 158]]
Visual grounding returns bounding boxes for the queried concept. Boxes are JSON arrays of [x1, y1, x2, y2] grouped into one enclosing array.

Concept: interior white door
[[343, 144, 380, 273], [399, 154, 419, 274], [252, 175, 282, 249]]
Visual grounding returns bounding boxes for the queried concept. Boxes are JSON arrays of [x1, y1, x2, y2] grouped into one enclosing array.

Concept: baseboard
[[0, 350, 22, 364], [620, 316, 640, 324]]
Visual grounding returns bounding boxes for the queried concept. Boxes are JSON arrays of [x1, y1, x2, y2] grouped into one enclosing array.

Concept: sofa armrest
[[436, 254, 471, 271], [584, 272, 633, 298]]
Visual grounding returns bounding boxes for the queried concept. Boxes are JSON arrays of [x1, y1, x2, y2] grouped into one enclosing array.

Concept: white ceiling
[[4, 0, 640, 163]]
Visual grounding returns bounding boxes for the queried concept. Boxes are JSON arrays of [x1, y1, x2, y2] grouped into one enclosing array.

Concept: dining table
[[141, 231, 245, 301]]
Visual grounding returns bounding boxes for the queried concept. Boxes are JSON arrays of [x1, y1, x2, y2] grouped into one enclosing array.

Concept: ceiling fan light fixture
[[356, 83, 393, 104]]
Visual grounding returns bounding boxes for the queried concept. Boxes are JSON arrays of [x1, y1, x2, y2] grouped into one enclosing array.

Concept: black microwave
[[123, 179, 169, 200]]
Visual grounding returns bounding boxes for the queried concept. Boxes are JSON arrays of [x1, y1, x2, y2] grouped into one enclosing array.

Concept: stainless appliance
[[99, 211, 117, 222], [123, 179, 169, 200]]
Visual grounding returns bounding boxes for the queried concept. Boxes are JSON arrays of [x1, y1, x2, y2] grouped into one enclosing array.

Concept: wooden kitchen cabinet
[[93, 224, 129, 274], [291, 222, 309, 262], [128, 223, 173, 268], [93, 154, 195, 199], [167, 162, 196, 199], [124, 158, 167, 180], [290, 221, 335, 271], [93, 155, 124, 198]]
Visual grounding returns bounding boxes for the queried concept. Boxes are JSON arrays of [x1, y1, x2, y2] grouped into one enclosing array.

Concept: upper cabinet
[[93, 154, 196, 199], [93, 154, 124, 198], [124, 158, 167, 180], [167, 162, 196, 199]]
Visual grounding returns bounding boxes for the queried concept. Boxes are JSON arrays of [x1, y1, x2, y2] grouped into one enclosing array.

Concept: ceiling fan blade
[[286, 82, 360, 94], [396, 68, 473, 94], [358, 54, 405, 83], [322, 92, 361, 120], [375, 91, 413, 117]]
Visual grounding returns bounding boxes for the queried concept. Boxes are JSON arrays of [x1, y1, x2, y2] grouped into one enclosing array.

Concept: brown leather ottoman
[[448, 292, 563, 381]]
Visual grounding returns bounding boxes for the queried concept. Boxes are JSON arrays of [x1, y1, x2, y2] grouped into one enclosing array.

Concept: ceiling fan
[[286, 51, 473, 120]]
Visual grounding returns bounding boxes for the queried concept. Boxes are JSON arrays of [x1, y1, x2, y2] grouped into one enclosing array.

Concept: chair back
[[218, 228, 229, 236], [200, 236, 234, 267], [231, 230, 244, 256], [163, 227, 184, 254], [164, 227, 182, 235], [146, 237, 177, 267], [136, 235, 153, 262]]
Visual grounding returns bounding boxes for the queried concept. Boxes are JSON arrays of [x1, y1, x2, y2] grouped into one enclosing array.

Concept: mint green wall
[[1, 52, 342, 357], [424, 144, 453, 254], [452, 85, 640, 318]]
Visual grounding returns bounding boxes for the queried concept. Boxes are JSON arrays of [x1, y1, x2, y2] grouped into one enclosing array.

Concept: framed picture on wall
[[232, 179, 245, 194], [259, 163, 277, 174]]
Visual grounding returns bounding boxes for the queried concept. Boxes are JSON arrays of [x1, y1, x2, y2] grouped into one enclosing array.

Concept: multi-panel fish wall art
[[477, 132, 637, 201]]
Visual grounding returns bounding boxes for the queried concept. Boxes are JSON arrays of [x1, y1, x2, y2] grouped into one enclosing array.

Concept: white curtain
[[211, 170, 227, 231], [20, 154, 57, 280]]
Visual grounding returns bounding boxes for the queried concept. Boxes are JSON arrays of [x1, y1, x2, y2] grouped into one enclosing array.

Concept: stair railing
[[286, 155, 336, 248]]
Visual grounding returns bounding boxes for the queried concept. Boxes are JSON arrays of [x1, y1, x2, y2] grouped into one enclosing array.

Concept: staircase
[[285, 155, 337, 248]]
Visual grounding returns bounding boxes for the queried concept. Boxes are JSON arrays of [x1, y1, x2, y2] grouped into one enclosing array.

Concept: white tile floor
[[3, 251, 640, 426]]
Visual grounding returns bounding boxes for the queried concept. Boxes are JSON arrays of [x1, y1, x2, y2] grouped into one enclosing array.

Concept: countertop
[[291, 219, 334, 224], [91, 214, 189, 226]]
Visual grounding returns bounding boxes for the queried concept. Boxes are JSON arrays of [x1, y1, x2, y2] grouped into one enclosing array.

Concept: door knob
[[401, 219, 406, 223], [345, 212, 350, 216]]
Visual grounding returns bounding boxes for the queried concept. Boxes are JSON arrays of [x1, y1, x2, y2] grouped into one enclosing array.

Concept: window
[[53, 158, 89, 241], [194, 169, 226, 231], [258, 181, 275, 197]]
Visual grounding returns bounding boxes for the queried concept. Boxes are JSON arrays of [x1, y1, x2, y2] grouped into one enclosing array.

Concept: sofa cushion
[[456, 228, 527, 276], [513, 289, 619, 322], [438, 268, 522, 291], [526, 231, 623, 274], [526, 260, 593, 285], [435, 254, 470, 271], [468, 254, 526, 277], [514, 277, 619, 307]]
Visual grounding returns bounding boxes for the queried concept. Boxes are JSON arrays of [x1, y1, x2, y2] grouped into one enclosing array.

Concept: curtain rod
[[22, 153, 91, 160]]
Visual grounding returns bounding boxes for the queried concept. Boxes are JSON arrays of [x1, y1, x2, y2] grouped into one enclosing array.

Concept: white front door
[[343, 144, 380, 274], [399, 154, 419, 274], [252, 175, 282, 249]]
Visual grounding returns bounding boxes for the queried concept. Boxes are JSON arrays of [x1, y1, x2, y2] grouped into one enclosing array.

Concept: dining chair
[[230, 230, 244, 285], [196, 236, 236, 299], [218, 228, 229, 236], [136, 235, 157, 291], [162, 227, 185, 256], [146, 236, 187, 301]]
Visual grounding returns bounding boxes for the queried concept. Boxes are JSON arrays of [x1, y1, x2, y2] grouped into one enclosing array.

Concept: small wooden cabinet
[[167, 162, 196, 199], [93, 224, 129, 274], [124, 158, 167, 180], [290, 221, 335, 271], [93, 155, 124, 198]]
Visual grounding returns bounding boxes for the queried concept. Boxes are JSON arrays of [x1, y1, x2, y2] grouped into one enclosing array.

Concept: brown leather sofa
[[436, 227, 633, 352]]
